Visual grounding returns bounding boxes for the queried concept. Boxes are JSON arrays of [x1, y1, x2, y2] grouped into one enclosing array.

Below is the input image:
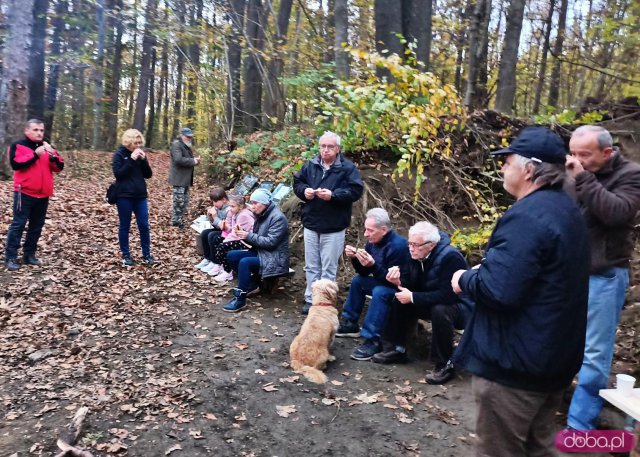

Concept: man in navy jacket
[[293, 131, 363, 314], [451, 127, 590, 456], [336, 208, 409, 361]]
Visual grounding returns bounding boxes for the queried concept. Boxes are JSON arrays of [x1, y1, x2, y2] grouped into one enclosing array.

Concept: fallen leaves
[[276, 405, 297, 418]]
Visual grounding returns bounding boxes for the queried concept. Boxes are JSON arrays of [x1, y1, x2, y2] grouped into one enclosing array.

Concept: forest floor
[[0, 150, 636, 457]]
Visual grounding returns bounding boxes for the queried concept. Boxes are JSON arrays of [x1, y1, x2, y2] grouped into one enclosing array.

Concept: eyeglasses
[[408, 241, 432, 248], [319, 144, 337, 150]]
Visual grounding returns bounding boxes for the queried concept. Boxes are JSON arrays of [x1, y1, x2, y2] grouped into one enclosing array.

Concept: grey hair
[[319, 130, 341, 146], [572, 125, 613, 150], [409, 221, 441, 244], [513, 154, 565, 188], [366, 208, 391, 229]]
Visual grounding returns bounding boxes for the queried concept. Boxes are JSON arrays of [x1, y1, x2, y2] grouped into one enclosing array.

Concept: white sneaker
[[195, 259, 210, 269], [207, 264, 223, 276], [201, 262, 216, 273], [214, 271, 234, 283]]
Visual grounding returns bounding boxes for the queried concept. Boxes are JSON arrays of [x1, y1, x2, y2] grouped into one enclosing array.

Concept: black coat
[[245, 202, 290, 278], [454, 188, 590, 392], [293, 154, 363, 233], [112, 145, 152, 199]]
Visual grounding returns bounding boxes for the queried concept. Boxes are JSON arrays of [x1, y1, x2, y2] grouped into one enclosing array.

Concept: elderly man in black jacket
[[293, 128, 364, 314], [169, 127, 200, 228], [451, 127, 590, 456], [373, 222, 470, 385], [293, 131, 363, 314]]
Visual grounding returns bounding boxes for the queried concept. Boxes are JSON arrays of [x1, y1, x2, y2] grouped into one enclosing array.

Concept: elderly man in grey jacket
[[169, 127, 200, 228]]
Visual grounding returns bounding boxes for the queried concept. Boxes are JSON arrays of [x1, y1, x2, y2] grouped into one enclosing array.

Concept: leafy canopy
[[314, 49, 465, 194]]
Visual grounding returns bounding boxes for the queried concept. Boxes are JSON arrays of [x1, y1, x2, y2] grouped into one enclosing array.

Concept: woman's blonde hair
[[122, 129, 144, 149]]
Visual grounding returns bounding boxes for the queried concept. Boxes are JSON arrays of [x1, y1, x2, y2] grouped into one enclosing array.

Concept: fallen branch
[[55, 407, 93, 457]]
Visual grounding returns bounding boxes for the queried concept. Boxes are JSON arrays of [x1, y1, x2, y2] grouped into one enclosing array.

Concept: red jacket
[[10, 138, 64, 198]]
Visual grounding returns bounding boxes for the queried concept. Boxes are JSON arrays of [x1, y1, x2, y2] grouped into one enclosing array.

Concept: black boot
[[222, 288, 248, 313]]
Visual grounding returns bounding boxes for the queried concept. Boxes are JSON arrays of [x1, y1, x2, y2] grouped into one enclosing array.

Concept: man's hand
[[395, 286, 412, 304], [42, 141, 54, 154], [34, 146, 45, 156], [345, 245, 357, 258], [386, 266, 401, 287], [565, 155, 584, 178], [194, 156, 200, 165], [451, 269, 466, 294], [304, 188, 315, 200], [316, 188, 332, 200], [355, 249, 374, 267]]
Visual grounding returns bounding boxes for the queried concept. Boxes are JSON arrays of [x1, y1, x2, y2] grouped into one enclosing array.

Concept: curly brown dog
[[289, 279, 339, 384]]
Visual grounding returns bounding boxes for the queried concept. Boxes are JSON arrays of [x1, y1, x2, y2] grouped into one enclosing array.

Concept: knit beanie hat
[[249, 188, 272, 205]]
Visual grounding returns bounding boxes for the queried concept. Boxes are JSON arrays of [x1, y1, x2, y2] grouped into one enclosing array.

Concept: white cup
[[616, 374, 636, 395]]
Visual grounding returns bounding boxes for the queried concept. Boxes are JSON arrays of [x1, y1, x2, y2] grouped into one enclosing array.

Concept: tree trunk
[[334, 0, 349, 79], [172, 1, 186, 138], [186, 0, 203, 124], [145, 49, 156, 146], [263, 0, 293, 127], [132, 0, 158, 132], [225, 0, 247, 136], [157, 6, 168, 145], [28, 0, 48, 120], [243, 0, 265, 132], [494, 0, 526, 114], [374, 0, 403, 79], [464, 0, 491, 109], [547, 0, 567, 108], [357, 0, 372, 52], [323, 0, 335, 64], [104, 0, 123, 149], [454, 1, 470, 93], [0, 0, 35, 177], [532, 0, 556, 114], [92, 0, 106, 150], [402, 0, 432, 70], [45, 0, 67, 133]]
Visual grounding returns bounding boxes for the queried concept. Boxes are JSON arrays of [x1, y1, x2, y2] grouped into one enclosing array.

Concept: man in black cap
[[451, 127, 590, 456], [169, 127, 200, 228]]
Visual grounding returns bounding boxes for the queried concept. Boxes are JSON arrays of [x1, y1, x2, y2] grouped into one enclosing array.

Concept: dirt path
[[0, 151, 630, 456]]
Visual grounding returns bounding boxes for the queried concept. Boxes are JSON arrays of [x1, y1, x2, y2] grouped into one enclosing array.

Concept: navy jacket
[[112, 145, 152, 199], [453, 188, 590, 392], [353, 230, 409, 287], [293, 154, 364, 233], [401, 232, 472, 323], [245, 202, 290, 279]]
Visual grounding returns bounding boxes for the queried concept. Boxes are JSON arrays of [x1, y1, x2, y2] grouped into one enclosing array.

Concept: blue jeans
[[342, 275, 396, 341], [303, 228, 345, 303], [116, 197, 151, 258], [568, 267, 629, 430], [227, 250, 259, 292], [5, 192, 49, 260]]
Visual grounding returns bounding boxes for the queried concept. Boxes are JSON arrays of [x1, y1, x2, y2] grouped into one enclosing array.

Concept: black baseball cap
[[491, 127, 566, 164]]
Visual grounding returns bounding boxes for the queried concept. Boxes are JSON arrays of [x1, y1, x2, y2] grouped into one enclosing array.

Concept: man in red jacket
[[4, 119, 64, 271]]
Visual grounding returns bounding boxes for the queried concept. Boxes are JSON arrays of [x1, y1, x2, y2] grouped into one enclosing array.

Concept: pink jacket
[[223, 208, 255, 242]]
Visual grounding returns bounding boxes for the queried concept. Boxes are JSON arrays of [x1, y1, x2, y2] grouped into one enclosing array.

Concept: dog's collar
[[315, 302, 333, 307]]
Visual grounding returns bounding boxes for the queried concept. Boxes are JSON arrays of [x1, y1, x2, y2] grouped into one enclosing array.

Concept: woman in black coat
[[112, 129, 154, 266]]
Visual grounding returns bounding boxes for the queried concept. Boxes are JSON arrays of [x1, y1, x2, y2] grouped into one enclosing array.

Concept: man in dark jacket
[[373, 222, 470, 385], [336, 208, 410, 361], [451, 127, 590, 456], [566, 125, 640, 430], [293, 131, 363, 314], [169, 127, 200, 228], [5, 119, 64, 271], [221, 189, 290, 313]]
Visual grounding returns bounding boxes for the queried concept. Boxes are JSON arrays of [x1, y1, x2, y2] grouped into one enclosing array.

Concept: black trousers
[[201, 228, 223, 259], [383, 300, 463, 368]]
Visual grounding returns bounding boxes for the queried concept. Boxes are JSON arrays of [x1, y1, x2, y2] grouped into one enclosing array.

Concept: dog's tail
[[291, 360, 327, 384]]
